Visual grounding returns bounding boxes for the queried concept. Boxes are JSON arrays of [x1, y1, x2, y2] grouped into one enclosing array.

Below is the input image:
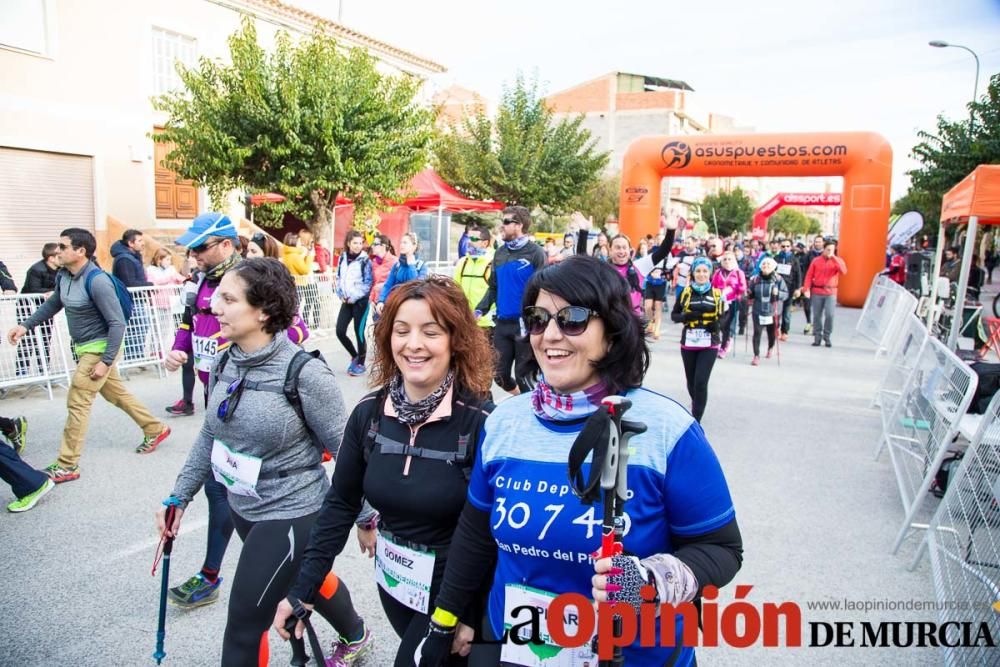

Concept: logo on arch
[[661, 141, 692, 169]]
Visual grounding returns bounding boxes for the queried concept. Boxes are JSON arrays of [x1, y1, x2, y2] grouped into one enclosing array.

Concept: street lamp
[[929, 40, 981, 108]]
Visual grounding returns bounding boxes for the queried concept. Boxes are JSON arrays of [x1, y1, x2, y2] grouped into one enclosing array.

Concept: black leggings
[[680, 348, 717, 422], [223, 510, 364, 666], [336, 299, 369, 361], [493, 319, 533, 392], [752, 318, 777, 356], [719, 307, 735, 349], [181, 351, 195, 404]]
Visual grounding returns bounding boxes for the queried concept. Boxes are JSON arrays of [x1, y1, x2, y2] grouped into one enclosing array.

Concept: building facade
[[0, 0, 443, 284]]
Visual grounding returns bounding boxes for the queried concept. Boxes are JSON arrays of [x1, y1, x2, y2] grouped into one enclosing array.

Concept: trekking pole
[[568, 396, 647, 667], [283, 597, 328, 666], [152, 505, 178, 665], [773, 294, 782, 367]]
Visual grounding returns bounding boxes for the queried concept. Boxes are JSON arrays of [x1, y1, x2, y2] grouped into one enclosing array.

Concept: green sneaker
[[7, 478, 54, 513], [168, 573, 222, 608]]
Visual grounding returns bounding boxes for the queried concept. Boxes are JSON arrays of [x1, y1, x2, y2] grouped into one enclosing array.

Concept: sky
[[298, 0, 1000, 201]]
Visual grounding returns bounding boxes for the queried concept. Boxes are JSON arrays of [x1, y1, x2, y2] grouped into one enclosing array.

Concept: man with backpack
[[111, 229, 153, 361], [6, 228, 170, 483]]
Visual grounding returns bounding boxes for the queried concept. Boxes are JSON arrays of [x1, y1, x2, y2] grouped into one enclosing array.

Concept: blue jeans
[[0, 440, 48, 499]]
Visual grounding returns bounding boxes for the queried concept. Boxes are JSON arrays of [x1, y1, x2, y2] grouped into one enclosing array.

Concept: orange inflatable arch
[[619, 131, 892, 307]]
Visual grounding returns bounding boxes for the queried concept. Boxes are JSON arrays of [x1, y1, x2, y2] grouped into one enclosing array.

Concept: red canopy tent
[[249, 171, 503, 257], [929, 165, 1000, 348]]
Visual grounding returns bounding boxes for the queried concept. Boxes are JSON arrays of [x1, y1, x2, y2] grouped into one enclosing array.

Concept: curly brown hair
[[228, 257, 299, 334], [370, 276, 494, 397]]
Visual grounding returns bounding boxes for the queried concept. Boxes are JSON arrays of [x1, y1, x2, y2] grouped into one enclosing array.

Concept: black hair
[[42, 242, 59, 259], [824, 239, 838, 249], [522, 255, 649, 395], [122, 229, 143, 245], [474, 224, 492, 240], [228, 257, 299, 334], [60, 228, 96, 258]]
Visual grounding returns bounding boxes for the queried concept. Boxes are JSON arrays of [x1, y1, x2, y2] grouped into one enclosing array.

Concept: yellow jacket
[[282, 246, 313, 284]]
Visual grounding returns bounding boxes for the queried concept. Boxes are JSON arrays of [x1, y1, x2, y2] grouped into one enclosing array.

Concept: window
[[153, 128, 199, 220], [0, 0, 51, 56], [152, 27, 197, 97]]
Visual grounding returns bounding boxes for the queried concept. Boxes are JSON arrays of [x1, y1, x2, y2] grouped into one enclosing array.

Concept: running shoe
[[168, 573, 222, 608], [165, 400, 194, 416], [137, 427, 172, 454], [751, 356, 760, 366], [804, 324, 813, 335], [6, 416, 27, 454], [779, 333, 789, 342], [766, 348, 773, 359], [347, 360, 366, 377], [7, 478, 54, 513], [825, 340, 832, 348], [326, 626, 374, 666], [44, 464, 80, 484]]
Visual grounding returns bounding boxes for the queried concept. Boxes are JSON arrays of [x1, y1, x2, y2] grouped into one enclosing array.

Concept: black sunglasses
[[191, 240, 222, 254], [217, 377, 246, 422], [523, 305, 599, 336], [57, 243, 71, 250]]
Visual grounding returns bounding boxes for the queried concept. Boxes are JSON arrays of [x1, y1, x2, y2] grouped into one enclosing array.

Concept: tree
[[433, 74, 609, 214], [698, 187, 755, 237], [568, 173, 620, 229], [769, 208, 821, 237], [153, 18, 434, 235], [908, 73, 1000, 209]]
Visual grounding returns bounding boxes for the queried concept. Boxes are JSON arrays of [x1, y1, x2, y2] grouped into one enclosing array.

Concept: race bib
[[375, 534, 435, 613], [777, 263, 792, 276], [502, 584, 596, 667], [193, 335, 219, 372], [686, 328, 712, 348], [758, 315, 774, 325], [211, 439, 262, 499]]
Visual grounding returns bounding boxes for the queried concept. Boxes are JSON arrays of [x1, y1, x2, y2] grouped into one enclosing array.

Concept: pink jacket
[[712, 268, 747, 303]]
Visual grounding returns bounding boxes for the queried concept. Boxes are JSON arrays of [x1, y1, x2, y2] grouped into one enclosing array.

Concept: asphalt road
[[0, 305, 944, 666]]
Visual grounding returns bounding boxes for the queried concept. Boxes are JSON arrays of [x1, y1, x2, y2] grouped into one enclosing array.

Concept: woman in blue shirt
[[418, 255, 743, 667], [375, 233, 428, 316]]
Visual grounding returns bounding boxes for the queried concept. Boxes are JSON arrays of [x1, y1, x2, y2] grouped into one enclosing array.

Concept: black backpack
[[214, 348, 328, 455]]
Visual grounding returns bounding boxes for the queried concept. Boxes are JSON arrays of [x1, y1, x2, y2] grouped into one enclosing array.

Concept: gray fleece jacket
[[170, 334, 347, 522], [22, 261, 125, 365]]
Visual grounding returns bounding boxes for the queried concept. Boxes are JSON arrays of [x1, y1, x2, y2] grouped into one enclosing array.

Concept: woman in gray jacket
[[155, 258, 371, 666]]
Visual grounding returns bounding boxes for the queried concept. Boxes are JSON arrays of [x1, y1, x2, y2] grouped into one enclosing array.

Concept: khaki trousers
[[58, 352, 165, 468]]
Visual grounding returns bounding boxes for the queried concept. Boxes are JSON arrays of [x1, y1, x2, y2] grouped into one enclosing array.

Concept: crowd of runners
[[0, 207, 852, 665]]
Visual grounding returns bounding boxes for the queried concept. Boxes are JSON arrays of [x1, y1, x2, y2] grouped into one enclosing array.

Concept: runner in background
[[278, 276, 494, 667], [671, 257, 724, 422], [712, 251, 747, 359], [418, 256, 742, 667], [475, 207, 545, 395], [335, 230, 372, 377], [774, 239, 802, 342], [453, 224, 495, 342], [376, 233, 428, 314], [158, 258, 370, 666], [747, 257, 789, 366]]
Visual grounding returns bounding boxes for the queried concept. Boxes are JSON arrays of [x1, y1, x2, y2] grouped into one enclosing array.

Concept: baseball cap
[[176, 212, 239, 248]]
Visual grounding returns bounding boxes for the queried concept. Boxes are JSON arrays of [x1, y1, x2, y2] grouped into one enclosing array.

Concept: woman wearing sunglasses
[[670, 256, 725, 422], [417, 256, 742, 667], [276, 276, 495, 667], [156, 258, 371, 666]]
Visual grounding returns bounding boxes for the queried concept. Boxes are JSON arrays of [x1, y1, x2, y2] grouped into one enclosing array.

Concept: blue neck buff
[[690, 257, 714, 293]]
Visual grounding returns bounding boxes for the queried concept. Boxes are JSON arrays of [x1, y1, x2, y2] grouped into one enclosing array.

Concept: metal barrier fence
[[0, 274, 345, 400], [910, 391, 1000, 666], [856, 275, 918, 357], [882, 336, 979, 554], [872, 314, 931, 451]]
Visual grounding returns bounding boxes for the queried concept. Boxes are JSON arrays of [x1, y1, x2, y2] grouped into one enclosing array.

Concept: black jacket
[[290, 386, 494, 612], [110, 241, 151, 287], [22, 260, 58, 295]]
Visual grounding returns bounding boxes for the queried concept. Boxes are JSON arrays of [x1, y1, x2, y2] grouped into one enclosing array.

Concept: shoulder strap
[[284, 349, 326, 452], [211, 349, 232, 393], [363, 389, 388, 464]]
